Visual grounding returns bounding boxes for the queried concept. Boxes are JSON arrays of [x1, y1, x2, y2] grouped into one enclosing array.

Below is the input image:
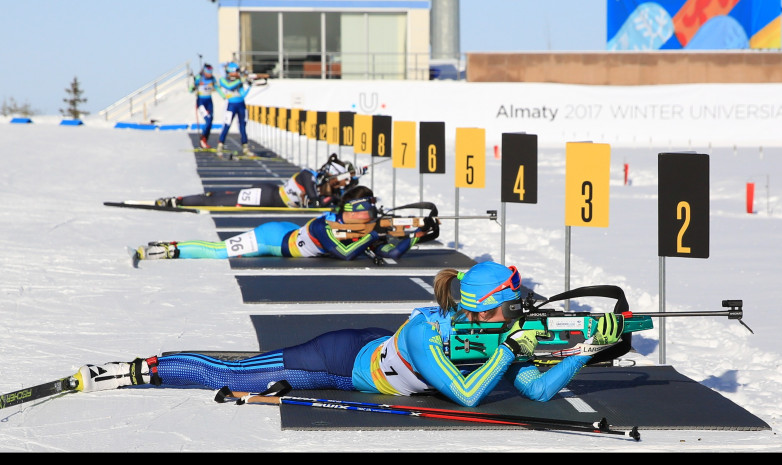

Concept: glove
[[502, 321, 549, 358], [591, 313, 623, 345], [414, 217, 439, 243]]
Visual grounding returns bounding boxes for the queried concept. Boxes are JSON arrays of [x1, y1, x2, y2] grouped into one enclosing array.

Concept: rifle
[[447, 285, 751, 367]]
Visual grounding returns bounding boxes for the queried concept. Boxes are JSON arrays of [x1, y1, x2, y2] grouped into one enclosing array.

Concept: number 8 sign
[[658, 153, 709, 258]]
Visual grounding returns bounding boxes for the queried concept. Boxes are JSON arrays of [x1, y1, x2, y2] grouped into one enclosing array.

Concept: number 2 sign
[[658, 152, 709, 258]]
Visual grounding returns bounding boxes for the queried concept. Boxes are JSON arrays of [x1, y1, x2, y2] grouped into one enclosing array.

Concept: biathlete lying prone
[[136, 185, 437, 262], [75, 261, 623, 407]]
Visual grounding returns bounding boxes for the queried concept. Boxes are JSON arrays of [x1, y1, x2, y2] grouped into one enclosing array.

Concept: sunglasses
[[477, 266, 521, 303]]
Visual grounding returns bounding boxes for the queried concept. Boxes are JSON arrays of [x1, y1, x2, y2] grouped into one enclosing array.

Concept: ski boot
[[75, 357, 161, 392], [155, 197, 181, 208], [242, 144, 252, 156], [200, 135, 211, 149], [136, 242, 179, 260]]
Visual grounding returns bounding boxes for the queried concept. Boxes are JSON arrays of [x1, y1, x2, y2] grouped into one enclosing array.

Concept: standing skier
[[216, 62, 251, 156], [190, 64, 216, 149]]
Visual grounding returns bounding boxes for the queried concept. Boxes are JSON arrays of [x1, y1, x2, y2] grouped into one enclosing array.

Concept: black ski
[[0, 375, 79, 410], [103, 201, 201, 214]]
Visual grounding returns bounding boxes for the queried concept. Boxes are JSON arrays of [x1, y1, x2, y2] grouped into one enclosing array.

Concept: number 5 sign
[[565, 142, 610, 228], [658, 152, 709, 258]]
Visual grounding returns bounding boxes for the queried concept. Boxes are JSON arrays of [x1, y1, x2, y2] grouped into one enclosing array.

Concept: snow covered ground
[[0, 93, 780, 451]]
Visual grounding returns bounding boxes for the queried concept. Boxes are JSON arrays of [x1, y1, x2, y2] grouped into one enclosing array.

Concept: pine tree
[[1, 97, 35, 117], [60, 77, 89, 119]]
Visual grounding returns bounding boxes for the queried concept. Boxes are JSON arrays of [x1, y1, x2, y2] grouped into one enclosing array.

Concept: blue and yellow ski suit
[[155, 307, 591, 406], [216, 75, 250, 145], [175, 212, 418, 261], [191, 73, 216, 139]]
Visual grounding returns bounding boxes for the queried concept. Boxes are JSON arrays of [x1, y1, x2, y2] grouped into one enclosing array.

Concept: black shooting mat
[[236, 271, 541, 303], [277, 366, 770, 431], [229, 246, 477, 273], [213, 215, 315, 229], [236, 274, 437, 303]]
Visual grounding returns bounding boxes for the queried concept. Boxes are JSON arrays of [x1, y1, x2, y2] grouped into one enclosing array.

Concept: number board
[[419, 121, 445, 174], [298, 109, 307, 136], [267, 107, 276, 129], [455, 127, 485, 188], [339, 111, 355, 147], [392, 121, 416, 169], [259, 106, 267, 125], [501, 133, 538, 204], [314, 111, 325, 140], [353, 114, 372, 154], [658, 152, 709, 258], [372, 115, 392, 158], [565, 142, 610, 227], [277, 108, 287, 131], [326, 111, 339, 144], [288, 108, 299, 133]]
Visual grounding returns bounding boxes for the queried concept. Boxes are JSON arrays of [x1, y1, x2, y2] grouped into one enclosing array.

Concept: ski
[[0, 375, 79, 410], [103, 201, 203, 214], [108, 201, 328, 213]]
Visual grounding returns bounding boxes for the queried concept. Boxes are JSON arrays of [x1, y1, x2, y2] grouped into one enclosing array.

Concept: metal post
[[500, 202, 506, 265], [454, 187, 459, 250], [565, 226, 571, 311], [659, 256, 666, 365]]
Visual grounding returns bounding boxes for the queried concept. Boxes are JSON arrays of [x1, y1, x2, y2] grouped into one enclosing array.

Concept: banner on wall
[[247, 80, 782, 148], [607, 0, 781, 50]]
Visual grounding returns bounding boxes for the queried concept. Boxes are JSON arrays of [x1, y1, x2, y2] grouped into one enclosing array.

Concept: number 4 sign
[[658, 152, 709, 258]]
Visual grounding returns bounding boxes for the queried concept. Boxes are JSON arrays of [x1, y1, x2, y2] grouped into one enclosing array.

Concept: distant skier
[[216, 62, 251, 156], [155, 154, 360, 209], [190, 64, 216, 149]]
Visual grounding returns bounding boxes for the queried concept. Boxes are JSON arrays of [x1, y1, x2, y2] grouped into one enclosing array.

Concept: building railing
[[98, 62, 192, 121], [234, 51, 463, 81]]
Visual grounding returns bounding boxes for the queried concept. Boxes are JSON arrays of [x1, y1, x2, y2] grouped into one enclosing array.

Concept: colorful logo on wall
[[607, 0, 781, 50]]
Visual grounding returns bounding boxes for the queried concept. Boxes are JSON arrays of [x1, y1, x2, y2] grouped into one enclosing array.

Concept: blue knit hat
[[458, 261, 521, 312]]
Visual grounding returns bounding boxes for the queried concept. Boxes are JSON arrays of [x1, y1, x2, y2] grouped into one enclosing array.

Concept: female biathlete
[[74, 261, 622, 406], [136, 185, 435, 262], [154, 154, 358, 209]]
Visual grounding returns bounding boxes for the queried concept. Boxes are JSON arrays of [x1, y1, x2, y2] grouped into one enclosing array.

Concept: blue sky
[[0, 1, 605, 116]]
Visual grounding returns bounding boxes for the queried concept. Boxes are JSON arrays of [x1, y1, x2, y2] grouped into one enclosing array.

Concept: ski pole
[[214, 384, 640, 441]]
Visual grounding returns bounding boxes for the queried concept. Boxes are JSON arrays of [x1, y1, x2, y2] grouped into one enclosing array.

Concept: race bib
[[282, 178, 303, 207], [292, 226, 322, 257], [223, 111, 234, 125], [237, 188, 262, 206], [197, 105, 209, 119], [225, 230, 259, 257]]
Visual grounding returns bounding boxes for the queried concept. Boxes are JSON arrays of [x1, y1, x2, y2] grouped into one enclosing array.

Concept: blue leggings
[[177, 221, 298, 259], [157, 328, 393, 392], [219, 101, 247, 144], [197, 97, 213, 138]]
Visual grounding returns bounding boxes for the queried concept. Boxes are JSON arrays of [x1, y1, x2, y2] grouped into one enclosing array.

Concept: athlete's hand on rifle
[[414, 216, 439, 243], [502, 321, 550, 358], [591, 313, 623, 345]]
